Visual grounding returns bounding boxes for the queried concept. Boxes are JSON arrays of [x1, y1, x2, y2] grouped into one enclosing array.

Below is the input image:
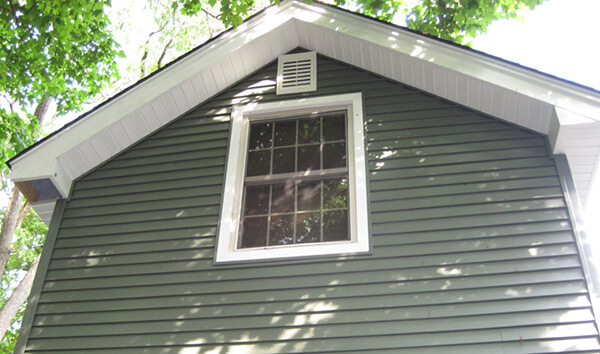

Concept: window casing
[[215, 93, 369, 263]]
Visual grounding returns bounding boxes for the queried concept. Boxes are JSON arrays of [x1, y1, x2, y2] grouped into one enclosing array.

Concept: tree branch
[[7, 2, 21, 26], [201, 8, 220, 20], [1, 94, 16, 113], [15, 202, 31, 232], [140, 21, 169, 77], [140, 47, 149, 77], [156, 38, 173, 69], [0, 257, 39, 341], [33, 97, 52, 128], [0, 188, 24, 275]]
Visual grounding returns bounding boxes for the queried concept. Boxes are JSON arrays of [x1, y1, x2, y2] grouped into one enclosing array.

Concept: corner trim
[[14, 199, 68, 354], [554, 154, 600, 333]]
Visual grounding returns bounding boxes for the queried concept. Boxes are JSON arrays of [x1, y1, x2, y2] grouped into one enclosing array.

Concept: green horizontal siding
[[43, 247, 580, 281], [37, 272, 586, 310], [23, 323, 600, 352], [28, 308, 597, 338], [22, 54, 600, 352], [35, 280, 587, 314]]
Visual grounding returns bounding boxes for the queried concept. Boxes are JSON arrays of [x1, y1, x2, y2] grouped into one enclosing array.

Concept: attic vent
[[276, 52, 317, 95]]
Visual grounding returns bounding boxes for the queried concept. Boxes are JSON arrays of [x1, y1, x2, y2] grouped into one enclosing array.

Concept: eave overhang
[[7, 0, 600, 224]]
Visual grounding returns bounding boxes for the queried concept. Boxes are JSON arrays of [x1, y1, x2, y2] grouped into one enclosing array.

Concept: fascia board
[[288, 1, 600, 125], [554, 154, 600, 333], [7, 2, 301, 183]]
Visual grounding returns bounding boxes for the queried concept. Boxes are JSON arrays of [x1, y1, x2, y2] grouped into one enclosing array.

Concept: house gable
[[16, 54, 600, 353], [7, 0, 600, 226]]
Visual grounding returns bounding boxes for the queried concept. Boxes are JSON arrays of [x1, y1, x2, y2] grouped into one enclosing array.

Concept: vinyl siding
[[23, 55, 600, 352]]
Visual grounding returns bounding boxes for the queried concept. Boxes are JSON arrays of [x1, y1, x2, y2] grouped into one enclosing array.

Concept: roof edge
[[7, 0, 600, 225]]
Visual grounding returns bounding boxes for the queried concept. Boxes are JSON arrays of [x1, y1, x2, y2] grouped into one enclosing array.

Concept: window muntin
[[216, 93, 369, 263], [240, 113, 349, 249], [241, 178, 349, 248], [246, 113, 347, 176]]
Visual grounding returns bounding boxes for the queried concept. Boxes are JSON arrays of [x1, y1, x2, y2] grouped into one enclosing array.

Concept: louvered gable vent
[[276, 52, 317, 95]]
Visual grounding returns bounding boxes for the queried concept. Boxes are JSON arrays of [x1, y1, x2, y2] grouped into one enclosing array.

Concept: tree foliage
[[171, 0, 265, 27], [405, 0, 545, 43], [0, 0, 122, 112], [172, 0, 545, 44], [0, 111, 36, 183], [109, 0, 226, 91], [0, 0, 123, 169], [0, 210, 45, 353]]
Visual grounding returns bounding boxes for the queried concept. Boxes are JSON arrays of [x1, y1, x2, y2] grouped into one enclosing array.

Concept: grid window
[[216, 93, 369, 263], [239, 113, 349, 249]]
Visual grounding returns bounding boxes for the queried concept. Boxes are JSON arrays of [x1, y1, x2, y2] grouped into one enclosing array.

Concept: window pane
[[323, 142, 346, 169], [297, 212, 321, 243], [323, 210, 348, 241], [271, 183, 295, 214], [244, 185, 270, 215], [241, 216, 268, 248], [247, 150, 271, 176], [272, 147, 295, 174], [298, 181, 321, 211], [248, 123, 272, 149], [239, 110, 354, 252], [323, 178, 348, 210], [298, 144, 320, 171], [323, 114, 346, 141], [274, 120, 296, 146], [298, 118, 320, 144], [269, 214, 294, 245]]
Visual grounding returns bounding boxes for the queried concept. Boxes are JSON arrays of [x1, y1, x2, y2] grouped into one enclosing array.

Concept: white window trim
[[215, 93, 370, 263]]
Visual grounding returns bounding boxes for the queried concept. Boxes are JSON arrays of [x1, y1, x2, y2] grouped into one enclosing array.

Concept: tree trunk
[[0, 257, 39, 341], [0, 188, 24, 274], [33, 97, 52, 126], [0, 97, 49, 343], [0, 96, 50, 274]]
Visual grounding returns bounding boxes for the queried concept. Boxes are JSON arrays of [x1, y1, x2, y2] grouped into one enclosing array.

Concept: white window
[[215, 93, 370, 263]]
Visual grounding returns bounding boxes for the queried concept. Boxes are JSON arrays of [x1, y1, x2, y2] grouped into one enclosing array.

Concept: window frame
[[215, 93, 370, 263]]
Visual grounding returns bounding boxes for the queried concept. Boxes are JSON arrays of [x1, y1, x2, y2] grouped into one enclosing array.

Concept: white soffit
[[288, 1, 600, 128], [30, 200, 57, 225], [7, 0, 600, 223]]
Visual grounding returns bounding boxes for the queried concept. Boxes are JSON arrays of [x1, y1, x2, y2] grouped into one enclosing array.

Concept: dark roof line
[[8, 0, 599, 168]]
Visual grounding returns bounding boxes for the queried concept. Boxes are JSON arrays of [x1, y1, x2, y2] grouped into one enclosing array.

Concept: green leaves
[[0, 0, 123, 114], [0, 208, 46, 353], [172, 0, 266, 28], [405, 0, 546, 44], [0, 109, 38, 187], [6, 211, 46, 271], [168, 0, 545, 45]]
